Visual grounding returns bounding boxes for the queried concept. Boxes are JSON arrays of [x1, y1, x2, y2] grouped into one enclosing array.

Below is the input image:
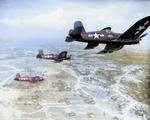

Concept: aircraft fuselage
[[66, 16, 150, 53], [42, 54, 58, 59], [69, 31, 139, 45]]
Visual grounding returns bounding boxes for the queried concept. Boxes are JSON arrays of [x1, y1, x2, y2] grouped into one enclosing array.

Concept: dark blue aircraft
[[65, 16, 150, 53], [36, 50, 71, 62]]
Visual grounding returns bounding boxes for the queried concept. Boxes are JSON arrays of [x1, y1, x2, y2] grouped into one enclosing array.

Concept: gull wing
[[84, 42, 99, 49], [118, 16, 150, 40]]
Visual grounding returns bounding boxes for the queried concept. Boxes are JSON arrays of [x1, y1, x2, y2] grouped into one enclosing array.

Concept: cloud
[[1, 2, 130, 30], [63, 2, 130, 22], [61, 2, 131, 31], [0, 1, 149, 49], [62, 2, 131, 27], [2, 19, 21, 26], [1, 8, 66, 29], [23, 8, 66, 29]]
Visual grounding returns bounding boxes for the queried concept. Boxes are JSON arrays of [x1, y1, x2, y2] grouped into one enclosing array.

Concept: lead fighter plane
[[65, 16, 150, 53]]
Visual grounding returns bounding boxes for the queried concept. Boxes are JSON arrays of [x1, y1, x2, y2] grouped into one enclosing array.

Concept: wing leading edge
[[119, 16, 150, 40], [98, 16, 150, 54]]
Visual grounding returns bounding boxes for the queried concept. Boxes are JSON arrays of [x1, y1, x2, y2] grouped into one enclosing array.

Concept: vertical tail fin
[[69, 21, 86, 37], [14, 73, 21, 80], [74, 21, 86, 34], [36, 50, 44, 58], [16, 73, 21, 78], [66, 21, 86, 42]]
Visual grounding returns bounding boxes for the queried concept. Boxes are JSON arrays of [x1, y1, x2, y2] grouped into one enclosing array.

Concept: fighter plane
[[65, 16, 150, 53], [14, 73, 44, 83], [36, 50, 71, 62]]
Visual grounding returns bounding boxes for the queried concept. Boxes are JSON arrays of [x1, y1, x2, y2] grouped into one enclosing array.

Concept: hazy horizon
[[0, 0, 150, 49]]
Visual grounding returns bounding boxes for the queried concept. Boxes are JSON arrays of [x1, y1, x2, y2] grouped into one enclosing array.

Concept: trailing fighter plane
[[14, 73, 44, 83], [36, 50, 71, 62], [65, 16, 150, 53]]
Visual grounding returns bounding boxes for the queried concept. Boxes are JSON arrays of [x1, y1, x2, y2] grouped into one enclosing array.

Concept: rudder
[[14, 73, 21, 80], [69, 21, 86, 36], [36, 50, 44, 58], [74, 21, 86, 34]]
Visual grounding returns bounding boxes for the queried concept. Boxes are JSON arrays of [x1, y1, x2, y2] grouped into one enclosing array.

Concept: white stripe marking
[[100, 34, 104, 37], [88, 34, 93, 37]]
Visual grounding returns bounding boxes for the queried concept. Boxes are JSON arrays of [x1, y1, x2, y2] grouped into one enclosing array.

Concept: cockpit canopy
[[101, 27, 113, 33]]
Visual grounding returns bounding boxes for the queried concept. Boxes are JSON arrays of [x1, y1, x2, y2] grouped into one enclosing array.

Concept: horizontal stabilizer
[[84, 42, 99, 49], [65, 35, 75, 42], [97, 44, 124, 54]]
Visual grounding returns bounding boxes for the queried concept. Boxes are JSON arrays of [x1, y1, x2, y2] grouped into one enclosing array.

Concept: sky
[[0, 0, 150, 49]]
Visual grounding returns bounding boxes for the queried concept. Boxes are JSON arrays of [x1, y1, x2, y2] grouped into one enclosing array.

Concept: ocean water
[[0, 40, 149, 120]]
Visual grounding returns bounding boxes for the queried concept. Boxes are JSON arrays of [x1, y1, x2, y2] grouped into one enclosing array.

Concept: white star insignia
[[144, 21, 149, 26], [93, 33, 99, 39], [136, 26, 145, 31]]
